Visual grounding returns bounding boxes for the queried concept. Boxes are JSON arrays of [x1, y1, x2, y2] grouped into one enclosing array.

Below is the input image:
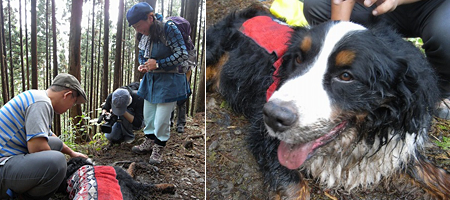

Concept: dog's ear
[[371, 25, 440, 136], [66, 157, 94, 178], [361, 24, 440, 144], [390, 56, 439, 133]]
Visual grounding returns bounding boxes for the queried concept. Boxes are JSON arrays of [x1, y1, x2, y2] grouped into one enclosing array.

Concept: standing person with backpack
[[166, 16, 197, 134], [126, 2, 191, 164]]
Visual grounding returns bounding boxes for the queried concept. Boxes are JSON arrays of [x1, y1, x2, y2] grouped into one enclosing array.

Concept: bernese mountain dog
[[206, 4, 450, 200], [58, 157, 175, 200]]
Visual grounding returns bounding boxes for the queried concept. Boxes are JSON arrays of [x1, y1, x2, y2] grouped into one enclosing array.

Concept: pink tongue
[[277, 141, 314, 170]]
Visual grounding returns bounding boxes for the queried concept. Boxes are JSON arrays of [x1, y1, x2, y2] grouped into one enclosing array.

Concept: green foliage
[[435, 136, 450, 151], [59, 118, 78, 149], [220, 100, 229, 109], [438, 124, 449, 131], [60, 112, 108, 155], [407, 38, 425, 54]]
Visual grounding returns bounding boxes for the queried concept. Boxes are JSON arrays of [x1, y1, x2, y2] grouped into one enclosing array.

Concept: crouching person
[[100, 86, 144, 144], [0, 73, 88, 199]]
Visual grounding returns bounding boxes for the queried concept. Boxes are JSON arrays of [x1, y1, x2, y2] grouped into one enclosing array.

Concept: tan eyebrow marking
[[300, 36, 312, 52], [335, 50, 356, 67]]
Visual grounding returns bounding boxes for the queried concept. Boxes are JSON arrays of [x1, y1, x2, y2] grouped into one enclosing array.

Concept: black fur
[[206, 5, 304, 191], [207, 5, 450, 199]]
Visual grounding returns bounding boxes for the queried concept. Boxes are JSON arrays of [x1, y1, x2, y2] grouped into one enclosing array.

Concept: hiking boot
[[149, 144, 164, 164], [177, 126, 185, 133], [124, 137, 135, 144], [131, 137, 154, 154]]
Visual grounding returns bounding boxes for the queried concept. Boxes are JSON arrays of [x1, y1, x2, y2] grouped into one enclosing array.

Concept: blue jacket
[[137, 21, 191, 103]]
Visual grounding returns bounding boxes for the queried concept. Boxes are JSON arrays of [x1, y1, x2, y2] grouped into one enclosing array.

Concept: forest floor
[[205, 0, 450, 199], [206, 93, 450, 200], [53, 112, 206, 200]]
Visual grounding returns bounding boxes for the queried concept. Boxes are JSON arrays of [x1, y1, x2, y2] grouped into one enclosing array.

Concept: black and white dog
[[207, 5, 450, 199], [59, 157, 175, 200]]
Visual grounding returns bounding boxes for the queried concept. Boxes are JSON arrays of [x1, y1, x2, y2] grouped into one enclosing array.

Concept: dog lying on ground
[[206, 4, 450, 199], [58, 157, 175, 200]]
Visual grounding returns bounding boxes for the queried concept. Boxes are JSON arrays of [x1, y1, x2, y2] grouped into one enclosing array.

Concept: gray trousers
[[170, 99, 187, 128], [0, 137, 67, 200], [303, 0, 450, 97], [105, 115, 135, 143]]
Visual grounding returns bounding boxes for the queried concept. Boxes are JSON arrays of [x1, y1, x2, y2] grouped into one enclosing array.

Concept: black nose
[[263, 100, 298, 132]]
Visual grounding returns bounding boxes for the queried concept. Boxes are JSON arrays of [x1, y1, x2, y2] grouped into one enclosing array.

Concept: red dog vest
[[240, 16, 293, 101], [67, 165, 123, 200]]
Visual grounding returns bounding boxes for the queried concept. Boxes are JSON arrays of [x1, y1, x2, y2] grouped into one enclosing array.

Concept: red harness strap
[[239, 16, 293, 101]]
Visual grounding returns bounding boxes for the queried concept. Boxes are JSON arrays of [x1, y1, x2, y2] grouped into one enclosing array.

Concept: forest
[[0, 0, 206, 143]]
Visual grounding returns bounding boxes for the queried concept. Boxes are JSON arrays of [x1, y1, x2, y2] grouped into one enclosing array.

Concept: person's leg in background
[[105, 122, 124, 143], [175, 99, 187, 133], [417, 0, 450, 119], [303, 0, 374, 25], [304, 0, 450, 119]]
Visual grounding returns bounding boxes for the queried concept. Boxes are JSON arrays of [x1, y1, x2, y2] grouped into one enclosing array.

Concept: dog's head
[[264, 21, 440, 170], [58, 157, 94, 193], [66, 157, 94, 177]]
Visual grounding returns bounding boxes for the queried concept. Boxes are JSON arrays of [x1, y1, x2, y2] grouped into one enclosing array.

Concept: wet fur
[[206, 5, 450, 199]]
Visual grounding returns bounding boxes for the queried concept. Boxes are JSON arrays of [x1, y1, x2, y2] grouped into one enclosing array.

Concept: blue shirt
[[137, 21, 191, 103], [0, 90, 53, 157]]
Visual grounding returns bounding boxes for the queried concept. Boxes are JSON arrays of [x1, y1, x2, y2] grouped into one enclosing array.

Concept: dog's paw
[[126, 162, 136, 178], [269, 181, 311, 200], [154, 183, 176, 194]]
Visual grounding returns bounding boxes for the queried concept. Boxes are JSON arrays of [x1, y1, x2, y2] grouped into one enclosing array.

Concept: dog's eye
[[338, 72, 353, 81], [296, 56, 302, 64]]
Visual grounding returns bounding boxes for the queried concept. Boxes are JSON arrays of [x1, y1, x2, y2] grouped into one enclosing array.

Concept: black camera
[[98, 113, 118, 133]]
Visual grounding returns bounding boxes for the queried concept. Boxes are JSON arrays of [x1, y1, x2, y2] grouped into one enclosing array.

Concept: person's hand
[[69, 151, 88, 158], [138, 65, 149, 73], [363, 0, 399, 16], [145, 59, 158, 70], [138, 59, 158, 72], [333, 0, 401, 16]]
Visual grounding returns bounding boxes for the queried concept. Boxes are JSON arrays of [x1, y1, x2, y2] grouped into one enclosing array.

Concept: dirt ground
[[53, 112, 205, 200], [206, 92, 450, 200], [205, 0, 450, 199]]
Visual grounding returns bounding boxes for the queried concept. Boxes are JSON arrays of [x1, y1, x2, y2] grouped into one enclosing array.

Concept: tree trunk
[[31, 0, 38, 89], [0, 0, 9, 99], [90, 0, 96, 120], [19, 0, 25, 92], [195, 35, 206, 113], [96, 10, 103, 127], [183, 0, 200, 115], [121, 3, 127, 86], [113, 0, 124, 90], [169, 0, 173, 16], [161, 0, 165, 18], [146, 0, 157, 10], [52, 0, 61, 136], [0, 0, 7, 104], [69, 0, 85, 142], [185, 0, 199, 41], [84, 10, 90, 98], [46, 0, 49, 88], [7, 0, 14, 97], [133, 32, 142, 82], [25, 0, 30, 90], [101, 0, 110, 102]]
